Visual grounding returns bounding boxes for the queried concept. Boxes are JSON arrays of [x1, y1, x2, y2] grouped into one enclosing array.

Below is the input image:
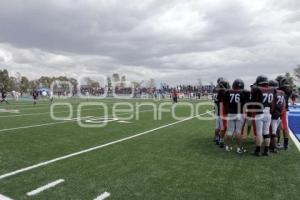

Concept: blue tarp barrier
[[289, 103, 300, 142]]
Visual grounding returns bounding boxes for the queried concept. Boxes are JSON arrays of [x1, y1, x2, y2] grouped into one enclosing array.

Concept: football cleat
[[225, 146, 232, 152], [276, 143, 284, 150], [237, 147, 247, 154]]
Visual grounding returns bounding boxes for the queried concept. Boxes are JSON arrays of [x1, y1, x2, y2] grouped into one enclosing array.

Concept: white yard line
[[0, 107, 105, 118], [0, 109, 19, 114], [0, 120, 76, 133], [26, 179, 65, 196], [93, 192, 111, 200], [0, 111, 210, 180], [0, 194, 14, 200], [0, 109, 153, 133]]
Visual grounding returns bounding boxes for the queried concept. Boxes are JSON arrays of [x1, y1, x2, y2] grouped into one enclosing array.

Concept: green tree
[[38, 76, 53, 88], [147, 78, 156, 88], [285, 72, 297, 92], [8, 76, 17, 91], [85, 78, 100, 88], [29, 80, 38, 90], [121, 75, 126, 82], [69, 78, 78, 92], [0, 69, 10, 92], [294, 64, 300, 80], [20, 76, 30, 93], [112, 73, 120, 83]]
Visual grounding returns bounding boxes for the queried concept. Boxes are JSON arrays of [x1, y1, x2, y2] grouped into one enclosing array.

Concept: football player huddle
[[213, 75, 293, 156]]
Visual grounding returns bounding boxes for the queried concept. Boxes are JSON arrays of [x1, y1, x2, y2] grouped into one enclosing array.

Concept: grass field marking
[[0, 107, 105, 118], [0, 194, 14, 200], [0, 109, 20, 114], [26, 179, 65, 196], [288, 127, 300, 151], [0, 117, 88, 133], [93, 192, 111, 200], [0, 111, 211, 180], [0, 109, 153, 133]]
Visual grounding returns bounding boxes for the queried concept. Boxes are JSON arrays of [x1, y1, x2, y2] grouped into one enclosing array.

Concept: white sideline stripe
[[288, 128, 300, 151], [0, 194, 14, 200], [94, 192, 111, 200], [26, 179, 65, 196], [0, 111, 211, 180], [0, 109, 153, 133]]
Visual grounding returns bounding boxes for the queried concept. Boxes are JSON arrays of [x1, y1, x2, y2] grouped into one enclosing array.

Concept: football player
[[251, 75, 275, 156], [269, 80, 285, 153], [276, 75, 292, 150], [32, 89, 38, 105], [0, 91, 9, 104], [215, 79, 230, 148], [172, 89, 178, 104], [224, 79, 249, 153], [49, 91, 54, 103]]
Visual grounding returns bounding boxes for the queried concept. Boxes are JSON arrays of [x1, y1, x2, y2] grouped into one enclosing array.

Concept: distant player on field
[[0, 91, 9, 104], [32, 89, 39, 105], [49, 91, 54, 103], [172, 89, 178, 103]]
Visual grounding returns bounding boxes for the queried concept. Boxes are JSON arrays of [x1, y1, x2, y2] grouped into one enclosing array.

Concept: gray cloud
[[0, 0, 300, 86]]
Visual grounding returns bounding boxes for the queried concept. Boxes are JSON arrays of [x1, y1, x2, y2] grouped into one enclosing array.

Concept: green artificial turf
[[0, 98, 299, 200]]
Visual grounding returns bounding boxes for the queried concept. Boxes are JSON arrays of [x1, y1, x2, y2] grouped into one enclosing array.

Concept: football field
[[0, 98, 299, 200]]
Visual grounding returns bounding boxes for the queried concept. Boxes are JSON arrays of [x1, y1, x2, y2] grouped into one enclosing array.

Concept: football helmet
[[256, 75, 268, 86], [232, 79, 245, 90]]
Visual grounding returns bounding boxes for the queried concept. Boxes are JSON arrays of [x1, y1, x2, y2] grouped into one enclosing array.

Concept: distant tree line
[[1, 66, 300, 94]]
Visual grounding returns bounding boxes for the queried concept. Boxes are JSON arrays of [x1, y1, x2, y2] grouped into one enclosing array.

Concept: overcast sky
[[0, 0, 300, 86]]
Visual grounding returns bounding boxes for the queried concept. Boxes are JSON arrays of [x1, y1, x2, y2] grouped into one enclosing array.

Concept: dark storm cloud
[[0, 0, 299, 86]]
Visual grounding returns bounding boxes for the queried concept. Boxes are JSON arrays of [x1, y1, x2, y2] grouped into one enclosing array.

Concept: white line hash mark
[[26, 179, 65, 196], [94, 192, 111, 200], [0, 193, 14, 200]]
